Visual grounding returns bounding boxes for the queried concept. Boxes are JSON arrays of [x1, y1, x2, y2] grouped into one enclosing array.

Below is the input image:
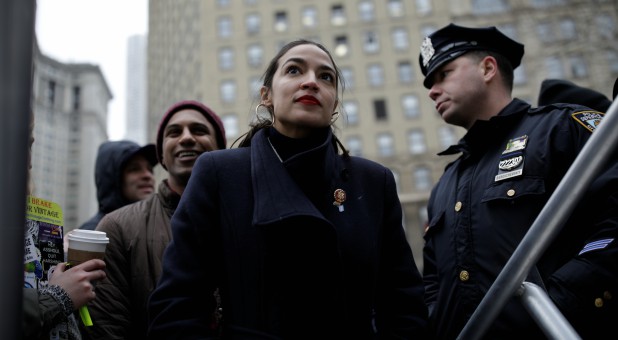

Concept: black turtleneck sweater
[[267, 127, 332, 211]]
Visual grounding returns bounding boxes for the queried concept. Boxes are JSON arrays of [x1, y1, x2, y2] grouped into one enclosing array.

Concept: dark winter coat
[[424, 99, 618, 339], [83, 180, 179, 339], [148, 128, 428, 339]]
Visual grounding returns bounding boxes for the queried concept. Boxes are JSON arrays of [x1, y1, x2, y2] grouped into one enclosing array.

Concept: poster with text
[[24, 195, 64, 288]]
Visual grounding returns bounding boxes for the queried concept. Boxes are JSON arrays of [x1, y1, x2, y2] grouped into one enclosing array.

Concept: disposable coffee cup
[[66, 230, 109, 266]]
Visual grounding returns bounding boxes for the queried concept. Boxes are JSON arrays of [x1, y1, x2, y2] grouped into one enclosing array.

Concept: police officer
[[419, 23, 618, 339]]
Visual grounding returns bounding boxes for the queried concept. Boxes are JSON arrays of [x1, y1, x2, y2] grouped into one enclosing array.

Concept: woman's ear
[[260, 86, 272, 106]]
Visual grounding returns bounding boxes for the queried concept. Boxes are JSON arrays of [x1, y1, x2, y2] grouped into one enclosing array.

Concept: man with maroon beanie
[[83, 100, 226, 339]]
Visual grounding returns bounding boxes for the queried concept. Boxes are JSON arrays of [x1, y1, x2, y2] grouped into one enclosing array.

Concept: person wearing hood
[[538, 78, 612, 112], [77, 140, 157, 230], [82, 100, 226, 340], [147, 39, 428, 339]]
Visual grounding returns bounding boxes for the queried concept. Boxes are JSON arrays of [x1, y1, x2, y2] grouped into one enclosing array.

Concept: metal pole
[[0, 0, 36, 338], [457, 99, 618, 340], [518, 282, 581, 340]]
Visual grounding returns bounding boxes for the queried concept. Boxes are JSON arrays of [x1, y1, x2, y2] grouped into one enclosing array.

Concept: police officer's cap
[[419, 23, 524, 88]]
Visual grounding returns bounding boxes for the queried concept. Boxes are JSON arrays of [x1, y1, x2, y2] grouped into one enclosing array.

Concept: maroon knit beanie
[[156, 100, 226, 169]]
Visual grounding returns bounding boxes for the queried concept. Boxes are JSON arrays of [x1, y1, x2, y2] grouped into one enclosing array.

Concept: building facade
[[125, 34, 149, 144], [31, 44, 112, 231], [147, 0, 618, 269]]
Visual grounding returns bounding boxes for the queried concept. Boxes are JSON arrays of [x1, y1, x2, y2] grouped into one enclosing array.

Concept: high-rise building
[[125, 34, 148, 144], [147, 0, 618, 269], [31, 44, 112, 231]]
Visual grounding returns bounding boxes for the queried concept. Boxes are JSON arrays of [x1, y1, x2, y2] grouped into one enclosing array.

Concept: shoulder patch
[[571, 110, 604, 132]]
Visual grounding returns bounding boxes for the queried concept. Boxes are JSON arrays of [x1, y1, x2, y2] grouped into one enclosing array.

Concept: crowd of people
[[23, 22, 617, 340]]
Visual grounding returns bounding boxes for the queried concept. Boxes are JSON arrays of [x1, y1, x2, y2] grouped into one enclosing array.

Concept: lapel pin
[[333, 188, 346, 212]]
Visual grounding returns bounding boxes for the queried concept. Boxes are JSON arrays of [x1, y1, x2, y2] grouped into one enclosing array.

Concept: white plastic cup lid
[[67, 229, 109, 244]]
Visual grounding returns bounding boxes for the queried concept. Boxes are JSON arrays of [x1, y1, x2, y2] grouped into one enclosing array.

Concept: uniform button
[[595, 298, 604, 308], [604, 291, 612, 300], [459, 270, 470, 281], [455, 201, 462, 212], [507, 189, 515, 197]]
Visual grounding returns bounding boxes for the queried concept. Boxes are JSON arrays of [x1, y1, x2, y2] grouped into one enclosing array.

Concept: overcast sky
[[35, 0, 148, 140]]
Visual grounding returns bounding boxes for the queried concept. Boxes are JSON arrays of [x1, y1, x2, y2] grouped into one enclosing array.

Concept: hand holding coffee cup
[[66, 229, 109, 326]]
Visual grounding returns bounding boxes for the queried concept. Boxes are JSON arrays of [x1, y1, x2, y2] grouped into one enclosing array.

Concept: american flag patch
[[578, 238, 614, 255]]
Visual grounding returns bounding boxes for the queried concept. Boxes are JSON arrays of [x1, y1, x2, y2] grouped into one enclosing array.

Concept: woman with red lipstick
[[148, 40, 428, 339]]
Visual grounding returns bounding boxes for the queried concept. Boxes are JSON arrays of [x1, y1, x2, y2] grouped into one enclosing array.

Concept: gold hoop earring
[[330, 111, 340, 124], [254, 103, 273, 125]]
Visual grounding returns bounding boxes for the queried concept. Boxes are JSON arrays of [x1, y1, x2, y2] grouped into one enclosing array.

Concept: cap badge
[[333, 188, 346, 212], [421, 37, 435, 67]]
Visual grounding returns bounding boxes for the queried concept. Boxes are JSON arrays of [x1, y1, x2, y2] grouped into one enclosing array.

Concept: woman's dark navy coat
[[148, 129, 428, 339]]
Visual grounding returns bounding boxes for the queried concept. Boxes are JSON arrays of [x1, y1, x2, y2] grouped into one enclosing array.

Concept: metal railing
[[458, 98, 618, 339]]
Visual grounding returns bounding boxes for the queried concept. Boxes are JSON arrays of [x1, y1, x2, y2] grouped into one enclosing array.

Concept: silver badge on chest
[[495, 135, 528, 182]]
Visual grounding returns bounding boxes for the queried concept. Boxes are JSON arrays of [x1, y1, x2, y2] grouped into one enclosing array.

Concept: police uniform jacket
[[148, 128, 428, 339], [424, 98, 618, 339]]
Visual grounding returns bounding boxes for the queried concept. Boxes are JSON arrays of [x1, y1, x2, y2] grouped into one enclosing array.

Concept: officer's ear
[[480, 56, 498, 82]]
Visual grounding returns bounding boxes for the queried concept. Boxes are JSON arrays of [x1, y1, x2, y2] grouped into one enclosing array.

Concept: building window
[[472, 0, 510, 14], [246, 13, 261, 35], [597, 14, 616, 40], [545, 56, 564, 78], [47, 80, 55, 106], [346, 136, 363, 156], [392, 27, 409, 51], [387, 0, 404, 17], [559, 18, 576, 40], [363, 31, 380, 54], [247, 44, 263, 68], [415, 0, 432, 15], [530, 0, 567, 8], [248, 76, 262, 100], [331, 4, 347, 26], [217, 0, 230, 8], [569, 54, 588, 78], [407, 129, 427, 155], [274, 11, 288, 32], [302, 6, 318, 28], [420, 24, 437, 39], [402, 94, 420, 119], [377, 132, 395, 157], [217, 16, 232, 38], [220, 80, 236, 103], [72, 86, 80, 110], [413, 166, 432, 191], [358, 0, 375, 22], [222, 114, 239, 139], [334, 35, 350, 57], [438, 125, 458, 149], [218, 47, 234, 70], [536, 22, 554, 43], [374, 99, 388, 121], [343, 100, 359, 126], [398, 61, 414, 84], [340, 67, 354, 89], [367, 63, 384, 87]]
